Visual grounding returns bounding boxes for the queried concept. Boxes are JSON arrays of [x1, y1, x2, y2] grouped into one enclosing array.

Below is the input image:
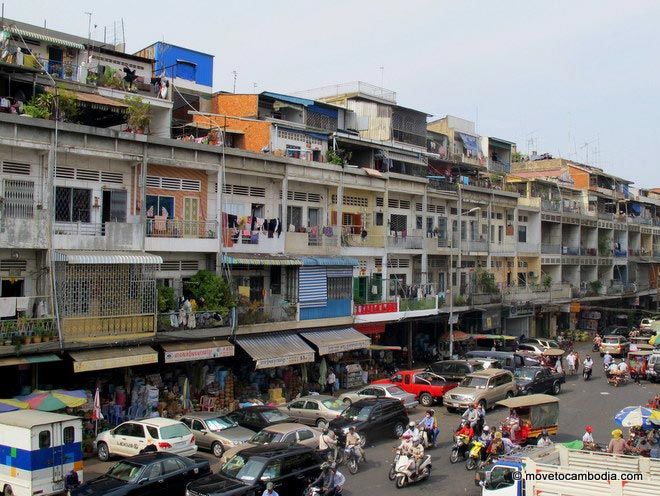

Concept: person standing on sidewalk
[[326, 369, 336, 394]]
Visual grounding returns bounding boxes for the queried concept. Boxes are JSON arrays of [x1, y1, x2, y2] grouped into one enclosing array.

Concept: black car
[[71, 452, 210, 496], [186, 444, 323, 496], [226, 406, 294, 432], [427, 359, 485, 382], [513, 366, 565, 395], [328, 397, 408, 445]]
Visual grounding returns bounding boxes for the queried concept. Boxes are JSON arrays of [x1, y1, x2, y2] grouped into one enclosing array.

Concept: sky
[[5, 0, 660, 187]]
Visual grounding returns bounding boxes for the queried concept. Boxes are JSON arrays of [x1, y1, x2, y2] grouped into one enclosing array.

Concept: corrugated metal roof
[[9, 27, 85, 50], [236, 333, 315, 369], [222, 254, 302, 266], [300, 328, 370, 356], [0, 410, 80, 429], [54, 251, 163, 265], [300, 257, 359, 266], [0, 354, 61, 367]]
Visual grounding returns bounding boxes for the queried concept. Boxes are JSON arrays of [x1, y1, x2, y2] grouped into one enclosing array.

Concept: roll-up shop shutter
[[299, 266, 327, 308]]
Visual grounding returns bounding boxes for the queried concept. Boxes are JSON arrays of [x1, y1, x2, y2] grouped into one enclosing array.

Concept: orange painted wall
[[568, 165, 590, 190], [213, 94, 258, 117], [192, 114, 271, 153], [146, 164, 209, 220]]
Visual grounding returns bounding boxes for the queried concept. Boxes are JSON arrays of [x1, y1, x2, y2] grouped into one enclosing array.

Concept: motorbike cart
[[496, 394, 559, 444]]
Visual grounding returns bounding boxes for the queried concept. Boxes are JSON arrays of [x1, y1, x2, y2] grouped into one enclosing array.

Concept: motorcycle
[[389, 448, 402, 480], [344, 445, 361, 475], [465, 440, 485, 471], [583, 365, 593, 381], [305, 484, 343, 496], [449, 434, 472, 463], [393, 453, 432, 488]]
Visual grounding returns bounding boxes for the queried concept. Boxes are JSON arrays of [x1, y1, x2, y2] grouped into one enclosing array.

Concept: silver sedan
[[338, 384, 418, 410], [279, 395, 346, 429]]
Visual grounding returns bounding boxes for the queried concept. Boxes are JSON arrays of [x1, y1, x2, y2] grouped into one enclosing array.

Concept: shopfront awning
[[162, 340, 234, 363], [55, 251, 163, 265], [9, 27, 86, 50], [222, 254, 302, 266], [236, 333, 315, 369], [70, 346, 158, 373], [300, 327, 370, 355], [300, 257, 359, 266], [0, 354, 61, 367]]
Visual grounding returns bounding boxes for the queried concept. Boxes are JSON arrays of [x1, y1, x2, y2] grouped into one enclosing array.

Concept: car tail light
[[158, 442, 172, 449], [190, 436, 196, 444]]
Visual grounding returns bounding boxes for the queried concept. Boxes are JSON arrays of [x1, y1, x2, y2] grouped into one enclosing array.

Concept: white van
[[0, 410, 82, 496]]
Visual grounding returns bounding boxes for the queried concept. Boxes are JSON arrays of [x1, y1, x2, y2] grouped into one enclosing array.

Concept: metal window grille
[[2, 179, 34, 218]]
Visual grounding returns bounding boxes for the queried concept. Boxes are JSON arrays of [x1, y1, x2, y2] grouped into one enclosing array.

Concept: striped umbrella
[[17, 390, 87, 412], [0, 398, 29, 413], [650, 410, 660, 426], [614, 406, 654, 428]]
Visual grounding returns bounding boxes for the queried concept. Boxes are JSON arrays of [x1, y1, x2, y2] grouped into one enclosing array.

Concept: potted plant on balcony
[[542, 274, 553, 289], [124, 95, 151, 134]]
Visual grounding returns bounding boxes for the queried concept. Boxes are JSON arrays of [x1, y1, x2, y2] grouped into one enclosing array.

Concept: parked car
[[470, 358, 503, 370], [647, 352, 660, 382], [278, 395, 346, 429], [338, 383, 418, 410], [95, 418, 197, 462], [372, 369, 458, 407], [465, 350, 539, 372], [329, 397, 409, 446], [427, 359, 486, 382], [226, 406, 295, 432], [513, 366, 565, 395], [521, 337, 560, 349], [179, 412, 254, 458], [640, 318, 656, 330], [517, 343, 546, 355], [185, 444, 323, 496], [220, 423, 321, 462], [443, 369, 517, 413], [599, 335, 630, 357], [71, 452, 210, 496]]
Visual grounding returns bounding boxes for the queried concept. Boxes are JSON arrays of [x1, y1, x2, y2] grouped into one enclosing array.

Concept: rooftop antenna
[[379, 65, 384, 88], [252, 82, 257, 93], [232, 70, 237, 93], [85, 12, 92, 41]]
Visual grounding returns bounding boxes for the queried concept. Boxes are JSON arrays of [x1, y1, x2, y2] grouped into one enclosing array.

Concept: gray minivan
[[465, 350, 539, 372]]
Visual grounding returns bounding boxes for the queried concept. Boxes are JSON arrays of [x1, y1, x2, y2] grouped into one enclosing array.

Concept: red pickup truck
[[372, 369, 459, 407]]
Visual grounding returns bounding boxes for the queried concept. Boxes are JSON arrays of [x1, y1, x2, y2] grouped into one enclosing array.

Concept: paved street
[[84, 343, 659, 494]]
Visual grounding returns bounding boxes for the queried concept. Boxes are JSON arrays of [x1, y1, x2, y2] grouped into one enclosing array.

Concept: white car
[[95, 418, 197, 461], [338, 384, 418, 410], [517, 343, 546, 355], [521, 338, 560, 350], [640, 318, 656, 330]]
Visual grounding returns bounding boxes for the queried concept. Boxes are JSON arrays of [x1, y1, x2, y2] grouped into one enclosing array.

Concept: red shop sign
[[355, 302, 398, 315]]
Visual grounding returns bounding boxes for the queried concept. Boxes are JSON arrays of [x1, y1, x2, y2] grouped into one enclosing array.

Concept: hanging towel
[[255, 217, 265, 230], [0, 297, 16, 318], [310, 226, 318, 236], [16, 297, 30, 312]]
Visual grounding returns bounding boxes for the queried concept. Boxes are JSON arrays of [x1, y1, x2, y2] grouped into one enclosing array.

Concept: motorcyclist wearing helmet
[[456, 419, 474, 440], [479, 425, 493, 448], [404, 420, 420, 442], [396, 432, 414, 455], [537, 429, 553, 447], [410, 438, 425, 476], [319, 428, 338, 461], [312, 462, 345, 496]]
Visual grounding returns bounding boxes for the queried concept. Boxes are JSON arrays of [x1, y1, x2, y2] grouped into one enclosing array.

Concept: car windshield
[[341, 404, 373, 421], [460, 376, 488, 389], [604, 337, 620, 344], [107, 461, 143, 483], [547, 341, 559, 348], [321, 399, 345, 411], [159, 423, 192, 439], [205, 416, 238, 431], [261, 410, 289, 422], [514, 368, 538, 381], [220, 454, 266, 481], [472, 363, 485, 372], [386, 386, 406, 395], [250, 430, 282, 444]]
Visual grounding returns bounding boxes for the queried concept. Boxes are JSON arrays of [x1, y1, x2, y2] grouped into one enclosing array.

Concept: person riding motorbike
[[311, 462, 345, 496], [346, 426, 365, 462], [583, 355, 594, 380], [462, 404, 480, 431], [456, 419, 474, 440], [603, 352, 613, 369], [417, 410, 438, 446], [582, 425, 598, 450], [593, 334, 602, 351], [410, 438, 425, 476], [504, 409, 521, 441], [488, 431, 505, 456], [319, 428, 338, 461], [404, 420, 420, 442], [537, 429, 553, 447], [501, 431, 518, 454], [479, 425, 493, 448], [396, 432, 414, 455]]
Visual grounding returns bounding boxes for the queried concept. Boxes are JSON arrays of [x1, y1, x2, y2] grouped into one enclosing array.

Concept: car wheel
[[420, 393, 433, 407], [447, 407, 456, 414], [343, 398, 352, 406], [97, 442, 110, 462], [212, 442, 224, 458], [552, 382, 561, 395], [505, 391, 514, 399], [393, 422, 405, 438], [316, 418, 328, 429]]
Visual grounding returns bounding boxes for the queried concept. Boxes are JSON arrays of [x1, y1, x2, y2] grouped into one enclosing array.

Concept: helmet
[[585, 426, 593, 433], [330, 462, 337, 471], [323, 428, 329, 435], [427, 409, 434, 415], [483, 426, 490, 432], [413, 438, 420, 445], [494, 431, 502, 439], [408, 421, 416, 428], [402, 432, 412, 439], [541, 430, 549, 437], [461, 419, 468, 426]]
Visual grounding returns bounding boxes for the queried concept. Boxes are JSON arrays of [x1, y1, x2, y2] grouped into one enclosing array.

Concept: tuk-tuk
[[630, 336, 652, 349], [496, 394, 559, 444], [627, 349, 653, 365]]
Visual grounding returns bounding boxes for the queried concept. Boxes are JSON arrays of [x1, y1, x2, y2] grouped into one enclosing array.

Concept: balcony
[[628, 249, 641, 257], [0, 296, 57, 349], [236, 300, 297, 326], [223, 230, 285, 253], [451, 144, 483, 167], [0, 209, 50, 249], [354, 294, 441, 323], [428, 178, 458, 193], [490, 243, 516, 256], [518, 197, 541, 209], [562, 246, 579, 255], [341, 226, 385, 249], [562, 204, 582, 215], [631, 217, 653, 225], [468, 292, 502, 305], [613, 249, 627, 258], [285, 229, 339, 256], [158, 310, 227, 332], [145, 219, 218, 252], [541, 200, 561, 212], [487, 158, 511, 173], [503, 284, 572, 304], [300, 299, 352, 321], [597, 211, 615, 221], [460, 240, 489, 253], [580, 248, 597, 256], [541, 244, 561, 254], [53, 221, 143, 251], [517, 242, 540, 253], [399, 296, 437, 312], [61, 314, 155, 342], [386, 231, 424, 250]]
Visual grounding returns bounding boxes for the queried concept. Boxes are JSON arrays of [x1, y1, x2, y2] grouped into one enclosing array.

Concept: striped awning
[[235, 333, 315, 369], [55, 251, 163, 265], [0, 354, 61, 367], [300, 257, 359, 266], [300, 328, 370, 355], [9, 27, 85, 50], [222, 254, 302, 266]]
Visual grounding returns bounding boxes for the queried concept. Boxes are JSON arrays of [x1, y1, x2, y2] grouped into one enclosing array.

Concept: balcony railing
[[0, 295, 56, 345], [562, 246, 579, 255], [490, 243, 516, 254], [503, 284, 571, 303], [541, 200, 561, 212], [613, 249, 627, 257], [541, 243, 561, 254], [386, 233, 423, 250], [463, 240, 489, 252], [157, 310, 226, 332], [307, 226, 339, 247], [468, 292, 502, 305], [54, 221, 105, 236], [341, 226, 384, 248], [606, 282, 636, 295], [597, 211, 615, 220], [428, 178, 458, 192], [487, 158, 511, 173], [631, 216, 653, 225], [580, 248, 597, 256], [517, 242, 540, 253], [236, 301, 297, 325], [628, 249, 641, 257], [399, 296, 437, 312], [148, 219, 218, 239]]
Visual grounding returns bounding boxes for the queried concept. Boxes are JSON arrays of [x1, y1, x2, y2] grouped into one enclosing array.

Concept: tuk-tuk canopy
[[542, 348, 565, 357], [497, 394, 559, 410], [628, 350, 653, 357], [472, 334, 518, 341], [497, 394, 560, 429]]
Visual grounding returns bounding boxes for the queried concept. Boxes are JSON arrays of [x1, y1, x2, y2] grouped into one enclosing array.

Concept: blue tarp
[[261, 91, 315, 107], [457, 132, 479, 155], [630, 202, 642, 215], [300, 257, 359, 266]]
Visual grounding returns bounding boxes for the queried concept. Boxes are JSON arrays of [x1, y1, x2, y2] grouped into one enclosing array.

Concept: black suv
[[427, 359, 485, 382], [186, 444, 322, 496], [328, 397, 408, 445]]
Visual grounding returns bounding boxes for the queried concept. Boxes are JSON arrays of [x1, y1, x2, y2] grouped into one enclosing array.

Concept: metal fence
[[147, 219, 218, 239]]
